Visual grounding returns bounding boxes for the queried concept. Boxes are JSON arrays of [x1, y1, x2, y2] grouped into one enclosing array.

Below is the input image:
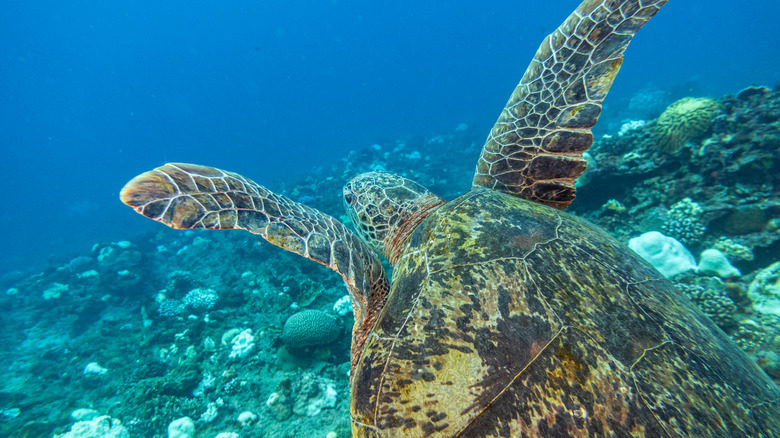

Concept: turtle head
[[344, 171, 444, 266]]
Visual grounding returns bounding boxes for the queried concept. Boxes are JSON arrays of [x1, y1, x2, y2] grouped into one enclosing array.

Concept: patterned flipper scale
[[473, 0, 667, 209], [120, 163, 389, 366]]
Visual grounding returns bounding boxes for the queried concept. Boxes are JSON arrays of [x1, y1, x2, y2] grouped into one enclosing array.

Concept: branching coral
[[182, 288, 218, 311], [652, 97, 722, 154], [733, 316, 779, 353], [676, 279, 737, 327], [732, 315, 780, 382], [712, 237, 754, 262], [663, 197, 706, 244]]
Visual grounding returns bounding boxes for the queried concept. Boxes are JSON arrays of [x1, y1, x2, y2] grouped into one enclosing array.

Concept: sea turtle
[[120, 0, 780, 436]]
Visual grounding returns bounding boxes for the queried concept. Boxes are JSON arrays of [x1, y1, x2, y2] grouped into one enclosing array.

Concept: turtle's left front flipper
[[120, 162, 388, 365]]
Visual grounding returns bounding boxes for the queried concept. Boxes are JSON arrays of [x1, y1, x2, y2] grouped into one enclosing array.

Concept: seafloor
[[1, 85, 779, 437]]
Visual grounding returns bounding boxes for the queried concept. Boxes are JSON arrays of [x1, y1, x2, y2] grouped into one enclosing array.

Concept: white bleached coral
[[55, 416, 129, 438], [333, 295, 352, 316], [293, 373, 338, 417], [84, 362, 108, 375], [748, 262, 780, 316], [698, 249, 740, 278], [628, 231, 696, 278], [43, 282, 68, 300], [229, 329, 255, 359], [168, 417, 195, 438]]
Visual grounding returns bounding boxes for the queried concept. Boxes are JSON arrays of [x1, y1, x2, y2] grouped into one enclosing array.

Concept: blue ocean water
[[1, 0, 779, 275]]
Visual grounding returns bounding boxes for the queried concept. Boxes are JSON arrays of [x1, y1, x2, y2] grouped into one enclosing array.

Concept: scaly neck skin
[[384, 193, 445, 266]]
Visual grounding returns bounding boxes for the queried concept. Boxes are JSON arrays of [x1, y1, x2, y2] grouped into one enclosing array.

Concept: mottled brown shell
[[350, 188, 780, 437]]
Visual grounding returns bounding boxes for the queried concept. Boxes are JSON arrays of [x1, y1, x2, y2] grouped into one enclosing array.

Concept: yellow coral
[[653, 97, 722, 154]]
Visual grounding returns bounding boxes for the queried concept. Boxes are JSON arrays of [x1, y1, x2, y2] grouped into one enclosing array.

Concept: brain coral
[[652, 97, 722, 154], [282, 310, 341, 348]]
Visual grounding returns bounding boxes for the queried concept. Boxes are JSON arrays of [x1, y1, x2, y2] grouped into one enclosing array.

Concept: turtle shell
[[350, 188, 780, 437]]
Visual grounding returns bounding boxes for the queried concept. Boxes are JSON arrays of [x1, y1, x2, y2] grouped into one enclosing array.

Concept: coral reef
[[158, 299, 184, 317], [732, 315, 780, 379], [295, 278, 324, 307], [573, 86, 780, 253], [676, 278, 738, 327], [663, 197, 706, 244], [570, 86, 780, 379], [55, 416, 130, 438], [266, 379, 293, 421], [282, 310, 342, 348], [228, 329, 256, 359], [652, 97, 723, 154], [292, 372, 338, 417], [698, 249, 741, 278], [712, 237, 755, 261], [628, 231, 696, 278], [0, 230, 352, 437], [748, 262, 780, 317], [332, 295, 352, 316], [182, 288, 219, 312], [168, 417, 195, 438]]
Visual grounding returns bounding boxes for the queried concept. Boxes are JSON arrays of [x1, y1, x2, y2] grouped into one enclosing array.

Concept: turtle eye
[[344, 193, 356, 206]]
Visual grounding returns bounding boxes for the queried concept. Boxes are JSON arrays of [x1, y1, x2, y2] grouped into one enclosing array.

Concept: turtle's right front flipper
[[120, 162, 388, 366], [473, 0, 667, 209]]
